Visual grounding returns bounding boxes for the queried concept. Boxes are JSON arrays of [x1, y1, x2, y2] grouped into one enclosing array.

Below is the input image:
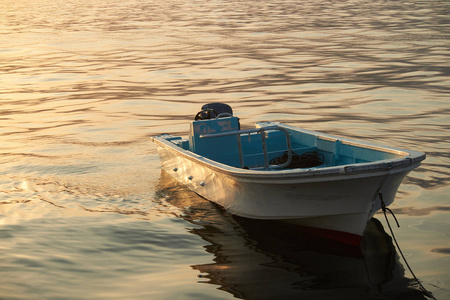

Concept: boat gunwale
[[151, 124, 425, 181], [260, 122, 420, 158]]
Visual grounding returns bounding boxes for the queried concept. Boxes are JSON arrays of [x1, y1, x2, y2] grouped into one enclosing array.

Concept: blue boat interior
[[165, 104, 406, 170]]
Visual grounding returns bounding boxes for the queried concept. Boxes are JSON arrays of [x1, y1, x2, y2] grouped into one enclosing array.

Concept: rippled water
[[1, 0, 449, 299]]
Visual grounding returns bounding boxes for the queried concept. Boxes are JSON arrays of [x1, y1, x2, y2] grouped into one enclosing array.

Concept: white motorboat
[[151, 103, 426, 245]]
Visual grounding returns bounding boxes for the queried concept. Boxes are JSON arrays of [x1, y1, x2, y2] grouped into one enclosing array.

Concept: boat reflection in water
[[156, 171, 428, 300]]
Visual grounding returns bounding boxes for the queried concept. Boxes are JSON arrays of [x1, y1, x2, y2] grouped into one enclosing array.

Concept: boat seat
[[189, 116, 241, 166]]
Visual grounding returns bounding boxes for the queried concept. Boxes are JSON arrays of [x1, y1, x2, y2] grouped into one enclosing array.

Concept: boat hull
[[153, 137, 419, 243]]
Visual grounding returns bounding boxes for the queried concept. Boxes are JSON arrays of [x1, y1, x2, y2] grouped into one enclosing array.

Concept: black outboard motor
[[195, 103, 233, 120]]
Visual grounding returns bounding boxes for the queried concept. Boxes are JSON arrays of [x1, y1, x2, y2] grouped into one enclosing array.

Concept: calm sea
[[1, 0, 449, 299]]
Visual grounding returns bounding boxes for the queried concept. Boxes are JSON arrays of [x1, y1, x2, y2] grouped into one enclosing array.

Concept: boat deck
[[163, 120, 410, 171]]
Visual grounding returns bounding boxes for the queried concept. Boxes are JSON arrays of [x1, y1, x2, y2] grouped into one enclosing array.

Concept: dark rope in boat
[[270, 150, 324, 169], [378, 192, 437, 300]]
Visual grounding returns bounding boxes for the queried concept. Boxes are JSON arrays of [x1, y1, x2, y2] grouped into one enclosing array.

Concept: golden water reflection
[[1, 0, 449, 298]]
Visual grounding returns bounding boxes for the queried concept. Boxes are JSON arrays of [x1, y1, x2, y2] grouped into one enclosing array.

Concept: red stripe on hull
[[298, 225, 363, 246]]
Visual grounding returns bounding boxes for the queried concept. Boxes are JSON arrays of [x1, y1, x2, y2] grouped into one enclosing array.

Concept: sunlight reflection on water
[[0, 0, 449, 298]]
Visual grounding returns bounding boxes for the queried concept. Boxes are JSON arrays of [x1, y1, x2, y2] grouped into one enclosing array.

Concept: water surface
[[1, 0, 449, 299]]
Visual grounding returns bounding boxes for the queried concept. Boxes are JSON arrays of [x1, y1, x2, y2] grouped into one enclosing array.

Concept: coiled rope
[[378, 192, 437, 299], [270, 150, 324, 169]]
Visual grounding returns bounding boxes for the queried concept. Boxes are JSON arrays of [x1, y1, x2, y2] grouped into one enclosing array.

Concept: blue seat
[[189, 116, 241, 167]]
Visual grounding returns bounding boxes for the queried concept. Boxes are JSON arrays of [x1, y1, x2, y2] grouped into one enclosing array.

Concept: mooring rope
[[378, 192, 437, 299]]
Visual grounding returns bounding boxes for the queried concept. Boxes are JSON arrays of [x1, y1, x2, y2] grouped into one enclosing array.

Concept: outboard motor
[[194, 103, 233, 120]]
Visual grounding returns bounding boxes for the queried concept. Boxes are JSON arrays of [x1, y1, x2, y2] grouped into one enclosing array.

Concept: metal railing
[[199, 125, 292, 170]]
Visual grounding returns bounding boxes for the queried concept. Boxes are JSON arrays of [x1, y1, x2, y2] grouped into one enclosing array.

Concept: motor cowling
[[194, 103, 233, 120]]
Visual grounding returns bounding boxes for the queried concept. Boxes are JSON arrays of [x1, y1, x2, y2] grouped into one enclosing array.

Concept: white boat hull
[[153, 135, 420, 244]]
